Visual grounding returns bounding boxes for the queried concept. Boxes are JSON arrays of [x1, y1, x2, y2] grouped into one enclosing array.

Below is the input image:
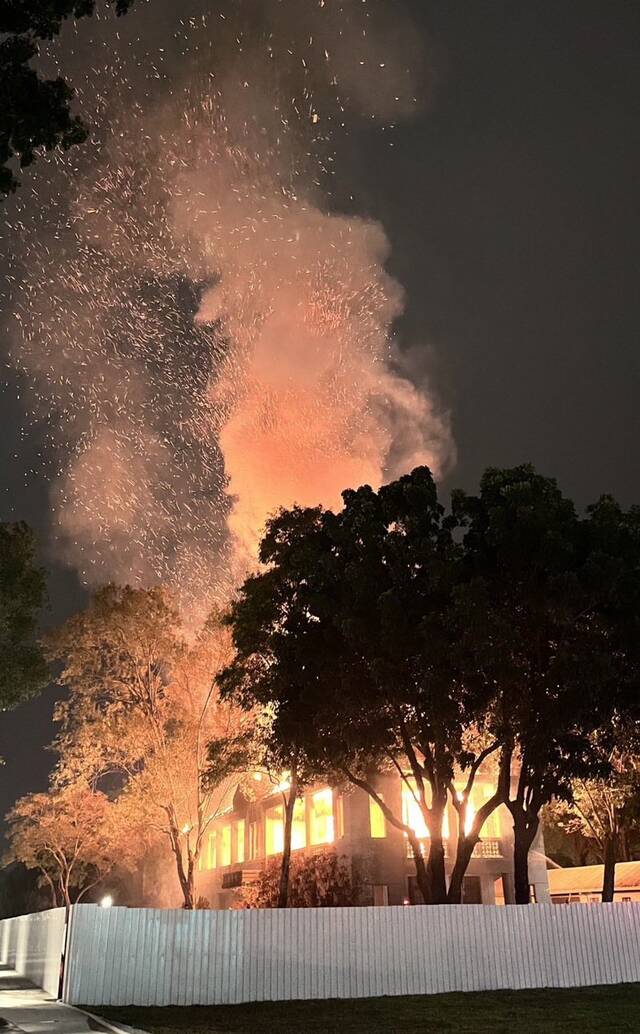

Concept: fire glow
[[6, 0, 455, 611]]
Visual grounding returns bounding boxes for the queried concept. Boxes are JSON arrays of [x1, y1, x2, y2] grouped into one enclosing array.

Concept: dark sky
[[1, 0, 639, 824]]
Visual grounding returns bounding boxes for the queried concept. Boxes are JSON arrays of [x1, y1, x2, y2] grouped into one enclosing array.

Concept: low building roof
[[548, 861, 640, 895]]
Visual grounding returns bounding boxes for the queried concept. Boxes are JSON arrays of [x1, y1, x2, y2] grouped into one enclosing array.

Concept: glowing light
[[207, 831, 216, 870], [292, 800, 307, 849], [236, 819, 245, 864], [464, 800, 476, 837], [309, 788, 334, 845], [219, 824, 232, 867], [401, 783, 429, 839], [455, 784, 502, 838], [100, 895, 113, 909], [265, 804, 284, 856], [369, 795, 386, 838], [274, 771, 291, 793], [401, 781, 449, 839]]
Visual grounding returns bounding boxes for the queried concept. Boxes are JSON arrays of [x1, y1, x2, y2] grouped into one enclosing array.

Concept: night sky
[[1, 0, 639, 827]]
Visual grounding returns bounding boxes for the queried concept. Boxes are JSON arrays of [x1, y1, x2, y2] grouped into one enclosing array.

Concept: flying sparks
[[2, 0, 454, 615]]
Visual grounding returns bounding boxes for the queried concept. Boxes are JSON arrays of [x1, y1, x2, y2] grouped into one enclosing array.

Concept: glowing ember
[[2, 1, 455, 613]]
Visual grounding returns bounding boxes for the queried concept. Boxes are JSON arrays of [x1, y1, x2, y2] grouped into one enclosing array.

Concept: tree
[[45, 586, 249, 909], [223, 463, 640, 907], [548, 724, 640, 902], [245, 752, 307, 910], [221, 468, 508, 906], [0, 1, 135, 194], [237, 851, 361, 910], [5, 782, 131, 907], [0, 521, 48, 710], [452, 466, 633, 903], [213, 695, 319, 909]]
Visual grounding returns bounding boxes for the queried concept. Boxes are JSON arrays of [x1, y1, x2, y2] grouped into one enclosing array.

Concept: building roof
[[548, 861, 640, 895]]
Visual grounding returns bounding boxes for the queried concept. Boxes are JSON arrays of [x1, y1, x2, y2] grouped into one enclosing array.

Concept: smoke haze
[[5, 0, 455, 610]]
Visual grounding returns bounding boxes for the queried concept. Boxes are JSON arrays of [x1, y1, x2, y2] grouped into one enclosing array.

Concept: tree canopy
[[44, 585, 249, 909], [450, 465, 632, 901], [222, 464, 640, 905], [5, 781, 133, 907], [222, 467, 506, 904]]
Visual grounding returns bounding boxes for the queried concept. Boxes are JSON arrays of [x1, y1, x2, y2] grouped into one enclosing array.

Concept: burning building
[[198, 770, 550, 908]]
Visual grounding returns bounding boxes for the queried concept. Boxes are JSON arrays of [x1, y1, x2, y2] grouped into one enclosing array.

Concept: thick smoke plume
[[5, 0, 454, 609]]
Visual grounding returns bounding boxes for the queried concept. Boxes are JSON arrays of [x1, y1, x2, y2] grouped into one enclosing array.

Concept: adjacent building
[[548, 861, 640, 904], [197, 769, 550, 908]]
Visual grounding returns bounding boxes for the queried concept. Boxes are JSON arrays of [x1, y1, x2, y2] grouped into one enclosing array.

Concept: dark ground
[[98, 983, 640, 1033]]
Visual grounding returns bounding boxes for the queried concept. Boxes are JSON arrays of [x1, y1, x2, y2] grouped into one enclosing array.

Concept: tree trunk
[[40, 870, 58, 908], [447, 837, 478, 904], [426, 833, 448, 905], [420, 791, 448, 905], [448, 744, 512, 904], [61, 870, 72, 910], [185, 853, 196, 910], [169, 827, 194, 909], [408, 832, 432, 904], [602, 835, 617, 903], [513, 815, 538, 904], [277, 769, 299, 909]]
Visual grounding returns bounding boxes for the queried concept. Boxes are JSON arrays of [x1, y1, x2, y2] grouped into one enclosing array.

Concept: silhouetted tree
[[217, 633, 329, 909], [223, 463, 640, 907], [452, 466, 637, 903], [221, 468, 508, 906], [0, 0, 135, 194]]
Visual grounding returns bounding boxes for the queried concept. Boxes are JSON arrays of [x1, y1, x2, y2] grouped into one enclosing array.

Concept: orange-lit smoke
[[172, 134, 453, 569], [7, 0, 455, 606]]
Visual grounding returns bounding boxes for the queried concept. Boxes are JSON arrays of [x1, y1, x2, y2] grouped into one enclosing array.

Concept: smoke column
[[4, 0, 455, 609]]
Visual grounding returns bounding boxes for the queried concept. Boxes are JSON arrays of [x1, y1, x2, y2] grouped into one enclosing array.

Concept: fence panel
[[0, 908, 66, 998], [60, 901, 640, 1006]]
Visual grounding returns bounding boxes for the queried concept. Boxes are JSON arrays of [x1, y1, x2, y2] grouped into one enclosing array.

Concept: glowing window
[[401, 782, 429, 839], [248, 821, 259, 860], [456, 785, 501, 838], [219, 824, 232, 867], [236, 819, 245, 864], [464, 798, 476, 836], [479, 790, 501, 837], [369, 795, 386, 838], [335, 795, 345, 839], [207, 831, 216, 870], [309, 788, 334, 845], [291, 799, 306, 850], [265, 804, 284, 855], [401, 781, 449, 839]]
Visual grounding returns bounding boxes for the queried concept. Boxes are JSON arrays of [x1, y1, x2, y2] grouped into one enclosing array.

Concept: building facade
[[197, 770, 550, 908], [548, 861, 640, 903]]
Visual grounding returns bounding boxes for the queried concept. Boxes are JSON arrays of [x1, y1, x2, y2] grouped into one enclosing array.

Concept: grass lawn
[[97, 983, 640, 1034]]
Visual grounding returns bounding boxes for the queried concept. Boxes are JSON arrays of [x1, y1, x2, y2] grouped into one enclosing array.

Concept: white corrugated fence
[[59, 901, 640, 1006], [2, 903, 638, 1006], [0, 907, 66, 998]]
